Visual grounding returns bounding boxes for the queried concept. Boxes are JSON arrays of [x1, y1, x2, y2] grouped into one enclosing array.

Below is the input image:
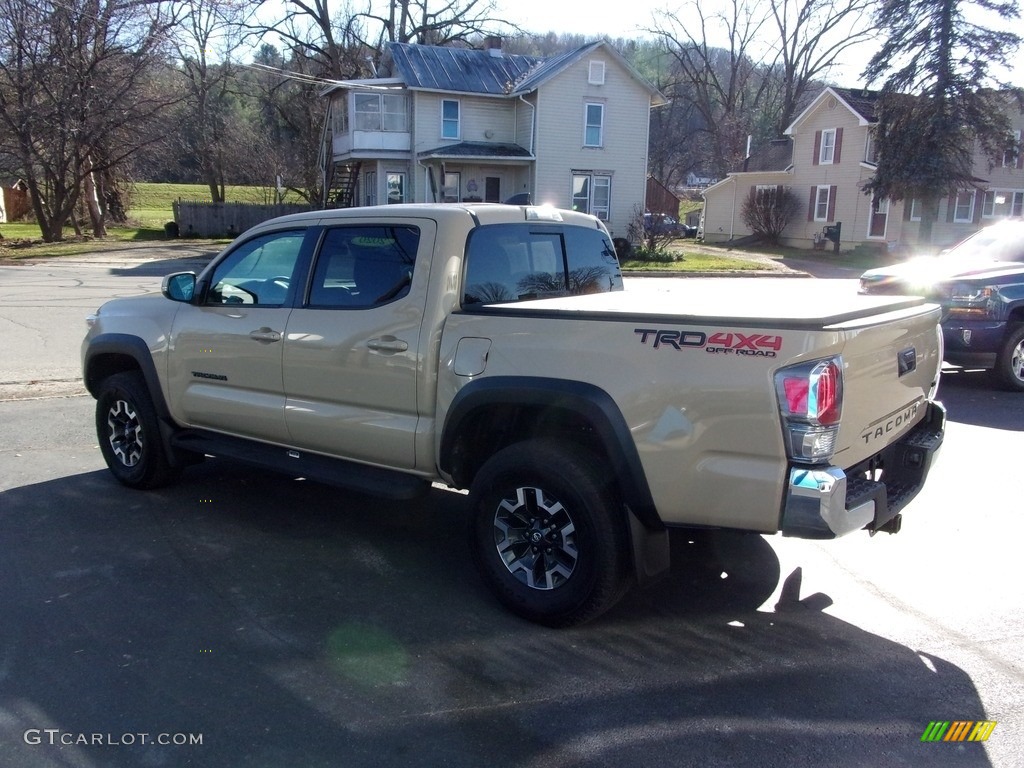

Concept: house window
[[819, 129, 836, 164], [442, 172, 461, 203], [864, 130, 877, 164], [571, 172, 612, 221], [584, 103, 604, 148], [588, 61, 605, 85], [1003, 130, 1022, 168], [909, 198, 922, 221], [363, 171, 377, 206], [354, 92, 408, 132], [983, 189, 1024, 218], [331, 95, 348, 134], [386, 172, 405, 204], [953, 190, 975, 223], [441, 99, 460, 140], [813, 185, 833, 221]]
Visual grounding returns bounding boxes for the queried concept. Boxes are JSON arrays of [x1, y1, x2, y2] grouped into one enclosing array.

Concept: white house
[[320, 38, 667, 239]]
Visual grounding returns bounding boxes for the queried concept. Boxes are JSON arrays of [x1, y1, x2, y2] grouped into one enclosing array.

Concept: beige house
[[320, 39, 666, 239], [702, 86, 1024, 251]]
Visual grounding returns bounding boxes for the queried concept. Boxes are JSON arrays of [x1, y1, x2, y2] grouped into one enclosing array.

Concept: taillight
[[775, 357, 843, 463]]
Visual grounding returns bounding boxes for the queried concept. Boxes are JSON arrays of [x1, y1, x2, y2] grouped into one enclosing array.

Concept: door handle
[[366, 336, 409, 353], [249, 327, 282, 343]]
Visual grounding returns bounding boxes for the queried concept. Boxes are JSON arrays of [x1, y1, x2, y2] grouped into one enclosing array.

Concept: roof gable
[[785, 86, 882, 135]]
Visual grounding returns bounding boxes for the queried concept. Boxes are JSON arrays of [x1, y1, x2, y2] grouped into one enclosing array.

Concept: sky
[[253, 0, 1022, 88]]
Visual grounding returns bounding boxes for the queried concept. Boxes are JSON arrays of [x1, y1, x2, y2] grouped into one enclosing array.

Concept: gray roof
[[740, 138, 793, 172], [833, 87, 883, 123], [388, 43, 542, 95], [418, 141, 533, 159]]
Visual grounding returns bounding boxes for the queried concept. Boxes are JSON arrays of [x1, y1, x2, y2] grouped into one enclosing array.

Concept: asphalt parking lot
[[1, 246, 1020, 767]]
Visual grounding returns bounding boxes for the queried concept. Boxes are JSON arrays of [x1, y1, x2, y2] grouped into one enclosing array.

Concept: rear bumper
[[781, 400, 946, 539]]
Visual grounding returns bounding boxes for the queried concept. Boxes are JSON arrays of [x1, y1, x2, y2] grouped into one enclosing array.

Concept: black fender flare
[[440, 377, 670, 584]]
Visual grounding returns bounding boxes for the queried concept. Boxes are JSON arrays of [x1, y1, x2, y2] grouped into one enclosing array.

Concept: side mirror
[[162, 272, 196, 302]]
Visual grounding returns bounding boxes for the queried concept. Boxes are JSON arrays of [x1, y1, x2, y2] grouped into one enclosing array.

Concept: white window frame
[[953, 190, 976, 223], [442, 171, 461, 203], [814, 185, 831, 222], [331, 95, 348, 134], [819, 128, 836, 165], [571, 172, 612, 221], [386, 172, 406, 204], [909, 198, 922, 221], [983, 189, 1024, 219], [584, 103, 604, 148], [354, 92, 408, 132], [441, 99, 460, 140], [588, 61, 605, 85]]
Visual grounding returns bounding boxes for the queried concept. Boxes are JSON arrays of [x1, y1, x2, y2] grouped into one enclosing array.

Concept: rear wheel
[[95, 371, 181, 489], [468, 439, 631, 627], [994, 324, 1024, 392]]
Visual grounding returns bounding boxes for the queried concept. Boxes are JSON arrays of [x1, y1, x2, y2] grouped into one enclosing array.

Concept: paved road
[[1, 246, 1020, 767]]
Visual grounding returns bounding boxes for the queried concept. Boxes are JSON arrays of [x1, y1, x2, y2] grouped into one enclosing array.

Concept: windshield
[[942, 222, 1024, 263]]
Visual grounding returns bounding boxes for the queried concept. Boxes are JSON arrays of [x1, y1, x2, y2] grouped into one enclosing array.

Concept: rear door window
[[463, 224, 622, 305]]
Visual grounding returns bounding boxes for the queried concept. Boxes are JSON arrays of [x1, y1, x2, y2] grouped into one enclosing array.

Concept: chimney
[[484, 36, 503, 57]]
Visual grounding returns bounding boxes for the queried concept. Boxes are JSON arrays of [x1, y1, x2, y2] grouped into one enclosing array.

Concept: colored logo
[[921, 721, 997, 742]]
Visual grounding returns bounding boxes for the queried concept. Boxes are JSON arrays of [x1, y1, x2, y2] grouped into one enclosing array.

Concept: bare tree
[[0, 0, 181, 241], [767, 0, 877, 133], [653, 0, 776, 180], [172, 0, 255, 203], [740, 185, 801, 243]]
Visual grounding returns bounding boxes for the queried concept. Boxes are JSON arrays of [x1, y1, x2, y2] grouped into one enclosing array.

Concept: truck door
[[282, 221, 433, 469], [166, 228, 312, 443]]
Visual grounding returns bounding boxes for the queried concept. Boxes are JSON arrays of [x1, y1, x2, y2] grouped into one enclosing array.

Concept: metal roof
[[417, 141, 534, 160], [388, 43, 543, 95]]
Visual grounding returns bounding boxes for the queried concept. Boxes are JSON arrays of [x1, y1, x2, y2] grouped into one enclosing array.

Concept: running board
[[171, 430, 430, 500]]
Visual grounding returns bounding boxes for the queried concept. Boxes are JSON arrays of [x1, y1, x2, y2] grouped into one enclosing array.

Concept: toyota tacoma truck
[[83, 203, 946, 627]]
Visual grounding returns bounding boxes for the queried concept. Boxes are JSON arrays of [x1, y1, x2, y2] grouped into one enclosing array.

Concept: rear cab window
[[462, 224, 623, 306]]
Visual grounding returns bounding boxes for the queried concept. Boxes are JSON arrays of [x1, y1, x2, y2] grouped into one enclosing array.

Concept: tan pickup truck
[[82, 203, 945, 626]]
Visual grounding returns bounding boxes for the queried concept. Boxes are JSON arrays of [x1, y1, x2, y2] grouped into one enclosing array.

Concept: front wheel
[[95, 371, 181, 489], [994, 324, 1024, 392], [468, 439, 631, 627]]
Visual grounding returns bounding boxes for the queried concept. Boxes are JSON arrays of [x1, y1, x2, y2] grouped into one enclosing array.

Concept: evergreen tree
[[862, 0, 1023, 243]]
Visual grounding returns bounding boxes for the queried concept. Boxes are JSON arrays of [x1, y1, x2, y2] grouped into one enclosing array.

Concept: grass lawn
[[0, 183, 278, 258]]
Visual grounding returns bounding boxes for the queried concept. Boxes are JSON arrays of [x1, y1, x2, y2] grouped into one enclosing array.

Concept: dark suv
[[860, 219, 1024, 390]]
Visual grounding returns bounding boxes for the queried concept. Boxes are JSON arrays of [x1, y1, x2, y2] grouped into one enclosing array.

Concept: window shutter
[[1017, 140, 1024, 170], [808, 188, 817, 221], [974, 192, 983, 223], [812, 131, 821, 165], [827, 186, 837, 221], [833, 127, 843, 164], [946, 195, 956, 222], [902, 201, 912, 221]]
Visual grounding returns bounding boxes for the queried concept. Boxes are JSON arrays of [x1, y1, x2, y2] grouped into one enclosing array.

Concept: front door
[[166, 228, 311, 444], [282, 220, 434, 469], [869, 197, 889, 238]]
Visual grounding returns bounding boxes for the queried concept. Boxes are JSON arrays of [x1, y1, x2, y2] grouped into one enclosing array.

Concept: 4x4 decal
[[635, 328, 782, 358]]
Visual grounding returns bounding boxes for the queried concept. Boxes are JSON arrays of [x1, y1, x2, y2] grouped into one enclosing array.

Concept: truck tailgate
[[828, 302, 943, 468]]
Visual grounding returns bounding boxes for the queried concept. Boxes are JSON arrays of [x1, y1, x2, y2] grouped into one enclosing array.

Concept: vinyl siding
[[532, 53, 653, 238]]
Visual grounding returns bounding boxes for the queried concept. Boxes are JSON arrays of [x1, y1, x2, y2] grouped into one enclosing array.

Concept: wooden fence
[[172, 200, 312, 238]]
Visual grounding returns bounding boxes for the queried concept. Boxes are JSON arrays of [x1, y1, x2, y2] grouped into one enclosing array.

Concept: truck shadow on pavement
[[0, 461, 992, 768]]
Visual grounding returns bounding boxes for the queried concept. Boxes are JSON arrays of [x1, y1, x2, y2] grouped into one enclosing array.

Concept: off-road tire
[[95, 371, 181, 489], [468, 439, 631, 627]]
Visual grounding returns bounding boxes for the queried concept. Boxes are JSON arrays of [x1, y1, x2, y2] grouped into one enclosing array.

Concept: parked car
[[642, 212, 696, 238], [860, 219, 1024, 390]]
